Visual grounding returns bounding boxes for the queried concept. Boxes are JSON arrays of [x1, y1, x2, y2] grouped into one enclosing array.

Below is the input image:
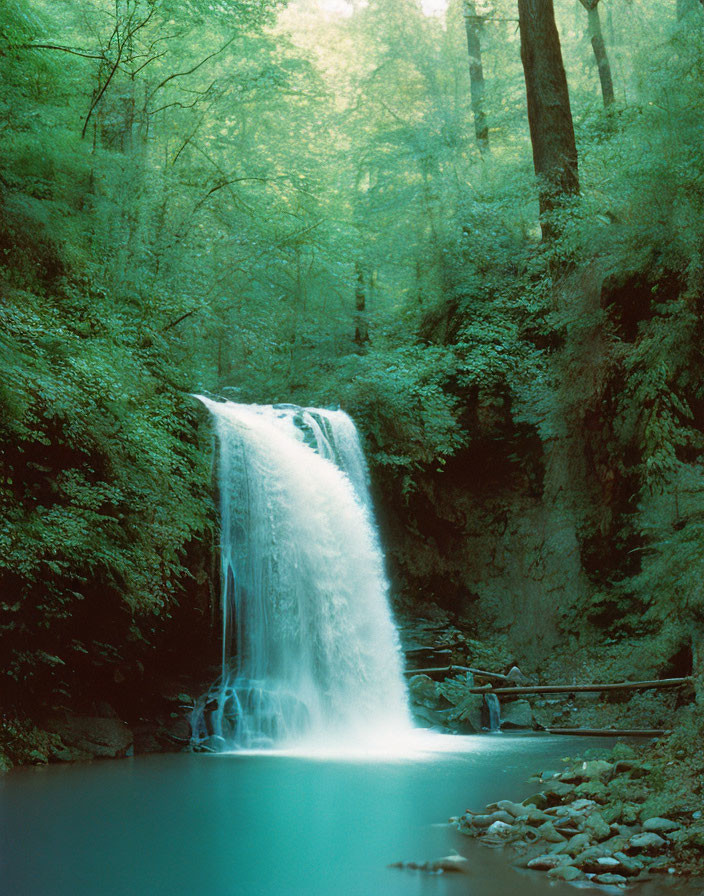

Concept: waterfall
[[483, 694, 501, 732], [192, 398, 413, 751]]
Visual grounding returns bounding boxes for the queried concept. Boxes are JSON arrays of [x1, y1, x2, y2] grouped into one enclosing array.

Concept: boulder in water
[[527, 854, 571, 871], [408, 674, 439, 709], [547, 864, 583, 881], [48, 714, 133, 759], [448, 694, 485, 733], [389, 853, 469, 874], [500, 699, 533, 729]]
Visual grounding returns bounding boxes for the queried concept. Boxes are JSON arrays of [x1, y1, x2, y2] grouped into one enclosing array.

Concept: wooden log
[[404, 665, 510, 682], [545, 728, 671, 738], [467, 677, 691, 696], [405, 646, 453, 655]]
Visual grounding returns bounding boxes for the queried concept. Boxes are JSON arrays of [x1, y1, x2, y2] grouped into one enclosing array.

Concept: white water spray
[[192, 398, 413, 751]]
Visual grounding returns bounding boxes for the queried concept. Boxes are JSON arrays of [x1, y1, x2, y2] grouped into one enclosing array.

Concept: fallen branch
[[404, 665, 510, 682], [405, 646, 453, 655], [545, 728, 671, 737], [467, 677, 692, 696]]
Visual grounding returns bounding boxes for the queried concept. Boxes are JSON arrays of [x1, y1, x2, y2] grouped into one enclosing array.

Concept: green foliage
[[2, 0, 704, 747], [0, 717, 63, 770]]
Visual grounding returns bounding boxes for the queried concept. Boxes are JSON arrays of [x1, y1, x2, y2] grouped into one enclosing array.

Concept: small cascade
[[191, 398, 413, 751], [483, 694, 501, 732]]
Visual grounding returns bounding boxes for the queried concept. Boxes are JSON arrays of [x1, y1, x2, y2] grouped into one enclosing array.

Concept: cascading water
[[192, 397, 413, 751], [483, 694, 501, 732]]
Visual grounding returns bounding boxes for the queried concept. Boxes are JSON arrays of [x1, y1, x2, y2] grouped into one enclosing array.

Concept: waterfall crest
[[193, 398, 412, 751]]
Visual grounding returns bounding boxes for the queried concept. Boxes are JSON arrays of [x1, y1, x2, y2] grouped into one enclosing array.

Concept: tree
[[677, 0, 704, 19], [354, 263, 370, 349], [462, 0, 489, 154], [517, 0, 579, 238], [578, 0, 615, 108]]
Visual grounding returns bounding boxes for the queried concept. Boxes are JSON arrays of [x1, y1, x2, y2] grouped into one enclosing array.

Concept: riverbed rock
[[486, 820, 513, 838], [389, 854, 469, 874], [466, 810, 514, 829], [500, 700, 533, 730], [643, 817, 680, 834], [593, 873, 628, 885], [412, 704, 448, 728], [527, 854, 571, 871], [584, 760, 613, 778], [602, 835, 630, 855], [48, 714, 133, 759], [570, 798, 598, 812], [50, 744, 94, 763], [601, 801, 624, 825], [621, 803, 640, 825], [542, 781, 576, 803], [524, 792, 548, 810], [574, 781, 608, 802], [429, 854, 470, 873], [536, 821, 566, 843], [613, 851, 644, 876], [448, 694, 485, 733], [547, 864, 583, 881], [594, 856, 621, 871], [584, 811, 611, 842], [497, 800, 528, 818], [572, 846, 608, 869], [561, 833, 592, 856], [628, 832, 667, 853]]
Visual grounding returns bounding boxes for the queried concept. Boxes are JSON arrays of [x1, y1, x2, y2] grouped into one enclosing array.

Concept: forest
[[2, 0, 704, 884]]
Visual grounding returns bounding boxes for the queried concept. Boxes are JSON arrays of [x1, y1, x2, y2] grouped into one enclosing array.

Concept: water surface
[[0, 735, 696, 896]]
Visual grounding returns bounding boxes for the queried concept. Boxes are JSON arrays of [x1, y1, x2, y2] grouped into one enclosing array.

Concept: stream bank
[[454, 740, 704, 887]]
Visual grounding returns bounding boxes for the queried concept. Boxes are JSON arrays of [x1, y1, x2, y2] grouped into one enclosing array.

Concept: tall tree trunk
[[579, 1, 614, 107], [354, 264, 369, 349], [517, 0, 579, 239], [463, 0, 489, 155]]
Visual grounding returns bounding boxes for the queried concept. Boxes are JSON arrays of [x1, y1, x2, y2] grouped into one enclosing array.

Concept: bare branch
[[148, 35, 237, 102], [82, 45, 124, 138], [16, 43, 106, 61]]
